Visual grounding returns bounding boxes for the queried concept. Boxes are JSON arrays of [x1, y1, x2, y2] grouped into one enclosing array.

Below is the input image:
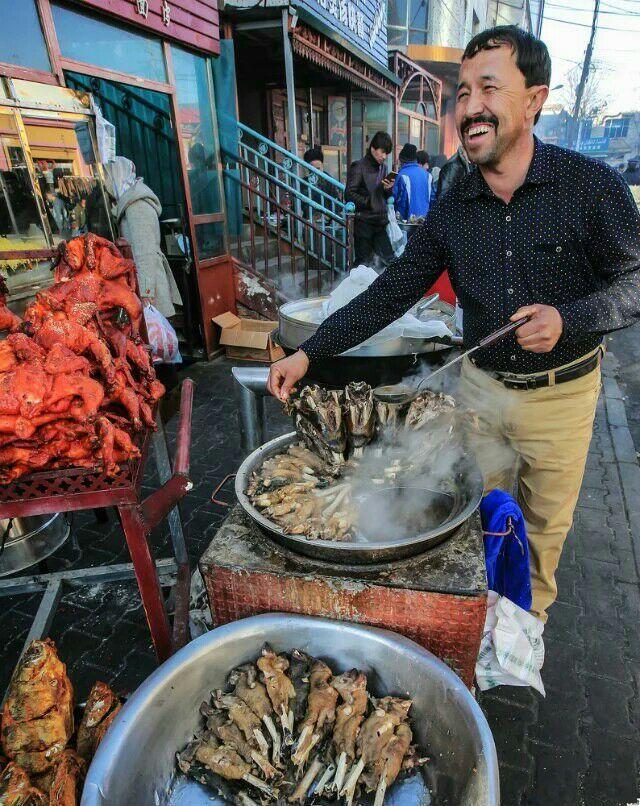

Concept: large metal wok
[[82, 614, 500, 805], [278, 297, 460, 358], [235, 432, 484, 564], [277, 297, 462, 388]]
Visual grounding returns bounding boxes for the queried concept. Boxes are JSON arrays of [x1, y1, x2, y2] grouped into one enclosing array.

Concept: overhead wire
[[543, 13, 640, 29], [545, 1, 640, 14]]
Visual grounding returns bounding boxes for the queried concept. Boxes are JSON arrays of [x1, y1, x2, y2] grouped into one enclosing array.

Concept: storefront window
[[0, 113, 47, 253], [195, 221, 225, 261], [51, 3, 167, 84], [22, 114, 110, 243], [351, 99, 391, 160], [425, 121, 439, 155], [398, 113, 410, 147], [0, 0, 51, 73], [410, 117, 422, 147], [172, 45, 223, 219]]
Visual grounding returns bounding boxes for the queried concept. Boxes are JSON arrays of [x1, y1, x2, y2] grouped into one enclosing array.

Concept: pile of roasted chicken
[[0, 234, 164, 484], [0, 638, 122, 804], [178, 644, 428, 805], [246, 382, 458, 541]]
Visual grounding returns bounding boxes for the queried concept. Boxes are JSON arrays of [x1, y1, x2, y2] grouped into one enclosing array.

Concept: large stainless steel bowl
[[82, 614, 499, 805], [235, 432, 484, 564], [0, 514, 70, 577], [278, 297, 460, 357]]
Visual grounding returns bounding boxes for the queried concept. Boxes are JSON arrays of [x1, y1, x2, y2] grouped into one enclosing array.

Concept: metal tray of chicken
[[234, 433, 484, 565]]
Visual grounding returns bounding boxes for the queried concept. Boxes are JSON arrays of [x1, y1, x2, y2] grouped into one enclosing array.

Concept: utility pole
[[536, 0, 545, 38], [569, 0, 600, 150]]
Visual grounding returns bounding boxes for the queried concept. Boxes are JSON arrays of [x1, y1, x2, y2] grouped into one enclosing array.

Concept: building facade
[[537, 109, 640, 169], [0, 0, 233, 356]]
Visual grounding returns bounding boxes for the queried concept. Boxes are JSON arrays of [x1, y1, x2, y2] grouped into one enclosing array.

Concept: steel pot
[[82, 614, 499, 805], [234, 432, 484, 564], [278, 297, 459, 358], [0, 513, 70, 577]]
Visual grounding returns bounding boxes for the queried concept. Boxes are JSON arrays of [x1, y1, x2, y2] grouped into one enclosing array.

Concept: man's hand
[[511, 305, 563, 353], [267, 350, 310, 401], [381, 177, 395, 190]]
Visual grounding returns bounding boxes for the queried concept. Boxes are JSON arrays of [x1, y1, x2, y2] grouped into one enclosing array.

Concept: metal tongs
[[373, 316, 530, 405]]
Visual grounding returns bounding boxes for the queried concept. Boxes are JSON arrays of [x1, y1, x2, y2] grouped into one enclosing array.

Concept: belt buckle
[[505, 376, 540, 390]]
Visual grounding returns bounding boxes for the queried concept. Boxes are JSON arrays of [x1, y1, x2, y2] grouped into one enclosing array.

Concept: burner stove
[[201, 505, 487, 688]]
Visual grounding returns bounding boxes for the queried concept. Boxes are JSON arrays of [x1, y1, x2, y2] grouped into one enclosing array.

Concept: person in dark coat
[[623, 159, 640, 186], [345, 131, 395, 266], [303, 146, 341, 208], [437, 145, 472, 198]]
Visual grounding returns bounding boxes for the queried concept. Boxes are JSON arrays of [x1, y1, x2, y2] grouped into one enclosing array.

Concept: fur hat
[[399, 143, 418, 162]]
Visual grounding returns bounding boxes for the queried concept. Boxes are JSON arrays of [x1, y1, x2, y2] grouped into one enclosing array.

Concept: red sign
[[72, 0, 220, 55]]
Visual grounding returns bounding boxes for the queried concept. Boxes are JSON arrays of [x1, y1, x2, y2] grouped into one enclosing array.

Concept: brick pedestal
[[200, 506, 487, 688]]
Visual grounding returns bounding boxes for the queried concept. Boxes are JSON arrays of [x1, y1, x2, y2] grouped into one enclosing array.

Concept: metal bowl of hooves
[[82, 614, 499, 806]]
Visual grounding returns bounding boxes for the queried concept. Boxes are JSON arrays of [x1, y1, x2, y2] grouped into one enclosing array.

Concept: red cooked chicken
[[0, 235, 165, 484], [0, 278, 21, 333]]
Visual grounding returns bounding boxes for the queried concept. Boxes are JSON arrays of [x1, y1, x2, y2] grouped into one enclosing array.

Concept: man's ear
[[527, 84, 549, 122]]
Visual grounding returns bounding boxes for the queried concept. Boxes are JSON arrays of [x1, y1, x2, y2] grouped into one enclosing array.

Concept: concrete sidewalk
[[0, 354, 638, 805], [478, 353, 640, 806]]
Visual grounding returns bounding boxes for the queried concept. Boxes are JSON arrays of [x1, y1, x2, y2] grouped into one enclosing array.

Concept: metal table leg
[[118, 503, 173, 663]]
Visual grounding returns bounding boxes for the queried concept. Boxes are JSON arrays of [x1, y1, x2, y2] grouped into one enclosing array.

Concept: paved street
[[1, 348, 639, 805]]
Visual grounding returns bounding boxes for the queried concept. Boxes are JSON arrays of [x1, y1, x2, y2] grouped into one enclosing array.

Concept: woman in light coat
[[106, 158, 182, 318]]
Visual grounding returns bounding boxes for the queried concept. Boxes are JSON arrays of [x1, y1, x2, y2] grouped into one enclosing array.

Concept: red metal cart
[[0, 379, 195, 664]]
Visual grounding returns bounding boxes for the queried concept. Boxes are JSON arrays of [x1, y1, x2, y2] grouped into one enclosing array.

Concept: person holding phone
[[345, 131, 395, 267]]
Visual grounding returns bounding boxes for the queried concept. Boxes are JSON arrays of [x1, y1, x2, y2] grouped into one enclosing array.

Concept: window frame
[[388, 0, 430, 47], [0, 101, 114, 261]]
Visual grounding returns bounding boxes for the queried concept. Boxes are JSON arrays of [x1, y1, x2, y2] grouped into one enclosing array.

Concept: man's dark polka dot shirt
[[302, 137, 640, 374]]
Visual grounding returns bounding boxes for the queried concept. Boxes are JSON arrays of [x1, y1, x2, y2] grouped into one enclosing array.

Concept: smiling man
[[267, 26, 640, 622]]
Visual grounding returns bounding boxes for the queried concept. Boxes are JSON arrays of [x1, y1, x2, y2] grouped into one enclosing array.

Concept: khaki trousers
[[457, 355, 601, 621]]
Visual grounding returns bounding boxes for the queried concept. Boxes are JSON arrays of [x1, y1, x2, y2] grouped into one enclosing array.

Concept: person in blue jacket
[[393, 143, 433, 220]]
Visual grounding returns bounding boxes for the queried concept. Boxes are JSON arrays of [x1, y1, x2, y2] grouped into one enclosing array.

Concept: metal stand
[[232, 366, 270, 454], [0, 380, 195, 678]]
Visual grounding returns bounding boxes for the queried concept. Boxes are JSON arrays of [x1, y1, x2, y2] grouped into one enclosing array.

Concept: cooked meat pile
[[246, 383, 458, 541], [0, 638, 122, 804], [0, 233, 164, 484], [177, 643, 428, 805]]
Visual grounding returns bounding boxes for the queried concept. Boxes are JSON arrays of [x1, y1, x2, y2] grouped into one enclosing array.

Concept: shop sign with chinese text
[[72, 0, 219, 55], [296, 0, 387, 67]]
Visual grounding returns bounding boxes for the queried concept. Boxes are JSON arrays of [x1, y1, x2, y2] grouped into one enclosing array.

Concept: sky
[[539, 0, 640, 116]]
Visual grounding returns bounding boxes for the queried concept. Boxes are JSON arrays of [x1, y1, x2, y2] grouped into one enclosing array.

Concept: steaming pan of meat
[[235, 432, 483, 564]]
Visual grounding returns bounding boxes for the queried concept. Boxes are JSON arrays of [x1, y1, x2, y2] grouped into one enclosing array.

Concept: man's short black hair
[[369, 131, 392, 154], [416, 150, 430, 166], [304, 146, 324, 164], [462, 25, 551, 124]]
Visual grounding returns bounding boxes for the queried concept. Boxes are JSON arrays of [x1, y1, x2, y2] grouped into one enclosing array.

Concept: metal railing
[[222, 122, 354, 296]]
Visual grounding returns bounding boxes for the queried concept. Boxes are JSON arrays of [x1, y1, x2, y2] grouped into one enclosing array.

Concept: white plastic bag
[[322, 266, 453, 351], [475, 591, 546, 695], [144, 304, 182, 365], [323, 264, 380, 317], [386, 203, 405, 257]]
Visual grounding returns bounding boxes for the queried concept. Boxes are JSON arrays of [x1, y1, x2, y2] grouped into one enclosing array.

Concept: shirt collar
[[461, 136, 555, 200]]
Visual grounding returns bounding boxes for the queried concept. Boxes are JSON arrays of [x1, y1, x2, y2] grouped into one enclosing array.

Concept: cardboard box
[[212, 312, 285, 363]]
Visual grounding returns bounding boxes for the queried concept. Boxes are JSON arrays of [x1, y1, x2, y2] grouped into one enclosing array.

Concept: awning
[[291, 18, 399, 100]]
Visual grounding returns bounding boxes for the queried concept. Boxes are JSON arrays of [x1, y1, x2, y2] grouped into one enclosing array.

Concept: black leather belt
[[496, 352, 600, 390]]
